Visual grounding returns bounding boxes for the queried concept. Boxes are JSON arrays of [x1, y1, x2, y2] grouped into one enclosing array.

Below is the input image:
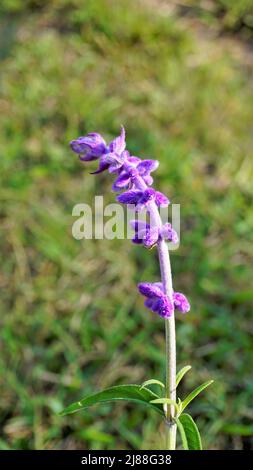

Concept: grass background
[[0, 0, 253, 449]]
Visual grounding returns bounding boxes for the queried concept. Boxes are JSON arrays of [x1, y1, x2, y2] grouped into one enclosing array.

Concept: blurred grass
[[0, 0, 253, 450], [180, 0, 253, 33]]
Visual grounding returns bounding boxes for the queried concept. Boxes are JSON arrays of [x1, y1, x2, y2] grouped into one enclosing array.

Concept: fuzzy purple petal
[[138, 282, 164, 299], [153, 282, 163, 291], [139, 188, 156, 206], [173, 292, 190, 313], [132, 234, 144, 245], [117, 190, 143, 205], [143, 174, 154, 186], [160, 223, 179, 244], [90, 156, 109, 174], [155, 191, 170, 207], [112, 172, 131, 191], [130, 220, 150, 231], [137, 159, 159, 176], [143, 227, 160, 248], [156, 297, 173, 318], [109, 126, 126, 154], [127, 156, 141, 165], [144, 298, 154, 309], [70, 133, 107, 160]]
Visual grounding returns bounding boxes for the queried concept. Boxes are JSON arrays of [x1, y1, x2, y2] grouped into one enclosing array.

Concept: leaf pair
[[59, 369, 213, 450], [60, 377, 213, 421]]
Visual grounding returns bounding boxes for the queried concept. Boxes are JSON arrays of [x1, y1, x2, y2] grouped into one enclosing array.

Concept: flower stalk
[[135, 175, 177, 449], [69, 127, 191, 449]]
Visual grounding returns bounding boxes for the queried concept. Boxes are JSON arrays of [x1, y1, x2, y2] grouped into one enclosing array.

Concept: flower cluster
[[130, 221, 178, 248], [70, 127, 190, 319], [138, 282, 190, 318]]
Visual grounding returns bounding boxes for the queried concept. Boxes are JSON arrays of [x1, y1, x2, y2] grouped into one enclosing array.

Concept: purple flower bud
[[145, 296, 173, 318], [173, 292, 190, 313], [116, 188, 156, 209], [138, 282, 173, 317], [109, 126, 126, 155], [153, 297, 173, 318], [160, 223, 178, 244], [130, 220, 159, 248], [91, 150, 128, 175], [143, 174, 154, 186], [142, 227, 160, 248], [112, 171, 132, 191], [130, 220, 149, 232], [112, 159, 157, 192], [155, 191, 170, 207], [116, 189, 144, 205], [137, 159, 159, 176], [139, 188, 156, 207], [128, 156, 141, 165], [70, 133, 107, 161], [138, 282, 164, 298], [144, 298, 154, 309]]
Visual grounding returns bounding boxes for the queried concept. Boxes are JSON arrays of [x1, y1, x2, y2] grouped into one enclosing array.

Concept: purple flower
[[91, 150, 129, 175], [173, 292, 190, 313], [109, 126, 126, 155], [160, 223, 178, 244], [112, 158, 159, 192], [70, 127, 190, 323], [91, 127, 127, 174], [138, 282, 164, 298], [70, 126, 127, 174], [70, 133, 107, 161], [130, 220, 159, 248], [130, 220, 178, 248], [138, 282, 173, 318], [117, 188, 169, 210], [138, 282, 190, 317], [117, 188, 156, 209], [155, 191, 170, 207]]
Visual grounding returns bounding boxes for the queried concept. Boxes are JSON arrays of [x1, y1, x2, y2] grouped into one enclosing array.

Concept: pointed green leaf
[[176, 365, 192, 387], [60, 385, 164, 416], [175, 416, 189, 449], [176, 413, 202, 450], [181, 380, 214, 413], [140, 379, 165, 391], [150, 398, 179, 414], [177, 398, 183, 415]]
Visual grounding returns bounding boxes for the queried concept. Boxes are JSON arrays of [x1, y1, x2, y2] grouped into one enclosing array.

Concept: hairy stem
[[158, 240, 177, 450], [135, 176, 177, 450]]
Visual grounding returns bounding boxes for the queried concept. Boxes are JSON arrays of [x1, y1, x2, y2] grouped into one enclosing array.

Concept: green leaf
[[140, 379, 165, 391], [181, 380, 214, 413], [176, 413, 202, 450], [175, 416, 188, 449], [150, 398, 179, 414], [176, 365, 192, 387], [60, 385, 164, 416]]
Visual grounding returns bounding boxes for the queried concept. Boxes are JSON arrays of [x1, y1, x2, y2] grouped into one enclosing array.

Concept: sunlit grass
[[0, 0, 253, 450]]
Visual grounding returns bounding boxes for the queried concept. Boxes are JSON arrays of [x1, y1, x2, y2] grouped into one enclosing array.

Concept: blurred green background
[[0, 0, 253, 450]]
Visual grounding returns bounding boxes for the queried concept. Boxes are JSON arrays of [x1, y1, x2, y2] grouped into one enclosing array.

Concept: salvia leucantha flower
[[70, 126, 190, 319], [112, 158, 159, 191], [130, 221, 178, 248], [117, 188, 169, 210], [138, 282, 190, 318]]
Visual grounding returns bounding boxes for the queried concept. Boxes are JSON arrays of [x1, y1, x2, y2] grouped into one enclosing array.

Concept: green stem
[[135, 176, 177, 449], [165, 316, 177, 450], [158, 240, 177, 450]]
